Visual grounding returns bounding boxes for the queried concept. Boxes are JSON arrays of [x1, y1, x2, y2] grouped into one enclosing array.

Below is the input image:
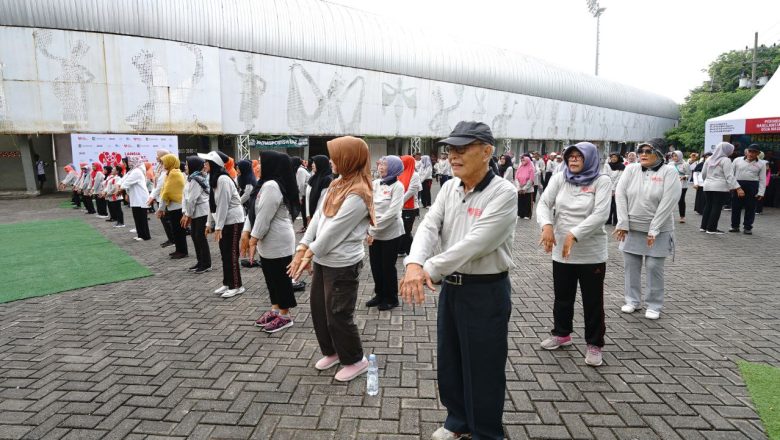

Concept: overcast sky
[[328, 0, 780, 103]]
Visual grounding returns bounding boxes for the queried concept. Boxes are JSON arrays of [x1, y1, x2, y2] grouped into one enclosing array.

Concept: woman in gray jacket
[[700, 142, 742, 234], [182, 156, 211, 274], [614, 140, 681, 320]]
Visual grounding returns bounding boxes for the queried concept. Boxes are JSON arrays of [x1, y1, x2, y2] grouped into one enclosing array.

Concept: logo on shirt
[[467, 207, 483, 218], [580, 186, 595, 193], [650, 176, 664, 184]]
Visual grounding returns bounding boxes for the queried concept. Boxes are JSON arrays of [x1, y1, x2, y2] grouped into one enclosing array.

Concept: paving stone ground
[[0, 191, 778, 440]]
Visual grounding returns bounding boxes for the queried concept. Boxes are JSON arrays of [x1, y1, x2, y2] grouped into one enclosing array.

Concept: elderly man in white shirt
[[400, 121, 516, 440]]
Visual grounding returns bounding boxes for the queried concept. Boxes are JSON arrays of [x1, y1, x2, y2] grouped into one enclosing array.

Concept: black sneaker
[[194, 266, 212, 274], [706, 230, 725, 235], [292, 281, 306, 292], [729, 228, 740, 233], [743, 229, 753, 235], [160, 240, 174, 248], [170, 252, 187, 260], [365, 296, 382, 308], [378, 302, 399, 311], [188, 263, 199, 272]]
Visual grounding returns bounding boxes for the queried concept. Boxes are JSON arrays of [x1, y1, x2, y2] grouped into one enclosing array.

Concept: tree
[[665, 43, 780, 151]]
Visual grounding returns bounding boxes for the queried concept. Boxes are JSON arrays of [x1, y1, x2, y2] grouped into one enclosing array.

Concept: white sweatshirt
[[242, 181, 295, 259], [701, 159, 740, 192], [369, 179, 404, 241], [300, 192, 370, 268], [403, 172, 422, 210], [732, 157, 767, 196], [121, 167, 150, 208]]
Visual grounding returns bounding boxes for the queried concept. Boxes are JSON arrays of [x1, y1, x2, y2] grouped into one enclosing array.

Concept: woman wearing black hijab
[[241, 150, 301, 333], [305, 155, 334, 224], [604, 153, 625, 225], [291, 157, 310, 231], [183, 156, 211, 273], [236, 159, 257, 207]]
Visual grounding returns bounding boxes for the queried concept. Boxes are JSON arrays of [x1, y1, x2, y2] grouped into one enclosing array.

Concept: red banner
[[746, 117, 780, 134]]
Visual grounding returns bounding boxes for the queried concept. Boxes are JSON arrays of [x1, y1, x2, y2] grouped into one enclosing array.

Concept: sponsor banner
[[71, 133, 178, 167], [746, 117, 780, 134], [705, 119, 745, 152], [249, 136, 308, 149]]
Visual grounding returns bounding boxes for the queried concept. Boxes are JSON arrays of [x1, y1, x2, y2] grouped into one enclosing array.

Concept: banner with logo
[[250, 137, 308, 149], [71, 134, 179, 167]]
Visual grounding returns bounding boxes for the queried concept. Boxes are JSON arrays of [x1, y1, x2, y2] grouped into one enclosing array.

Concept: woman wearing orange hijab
[[288, 136, 375, 383], [397, 155, 422, 256], [225, 157, 238, 180]]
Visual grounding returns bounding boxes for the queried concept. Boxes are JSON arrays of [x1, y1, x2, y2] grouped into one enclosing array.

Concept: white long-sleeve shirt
[[615, 163, 682, 237], [670, 161, 691, 189], [150, 169, 167, 202], [242, 181, 295, 259], [183, 179, 209, 219], [369, 179, 404, 241], [296, 167, 310, 199], [208, 175, 245, 230], [300, 192, 370, 267], [121, 167, 150, 208], [536, 173, 612, 264], [404, 171, 516, 283], [732, 157, 767, 196], [403, 173, 422, 210], [702, 159, 740, 192]]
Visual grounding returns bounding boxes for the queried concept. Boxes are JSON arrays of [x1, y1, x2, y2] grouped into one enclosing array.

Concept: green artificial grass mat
[[59, 199, 75, 208], [739, 360, 780, 440], [0, 218, 152, 303]]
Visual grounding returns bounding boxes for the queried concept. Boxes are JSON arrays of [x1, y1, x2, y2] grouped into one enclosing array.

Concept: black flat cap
[[437, 121, 496, 146]]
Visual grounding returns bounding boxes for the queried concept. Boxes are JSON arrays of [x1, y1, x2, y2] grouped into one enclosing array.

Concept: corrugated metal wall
[[0, 0, 679, 119]]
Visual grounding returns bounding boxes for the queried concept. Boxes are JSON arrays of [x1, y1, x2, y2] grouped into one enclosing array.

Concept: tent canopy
[[709, 64, 780, 122]]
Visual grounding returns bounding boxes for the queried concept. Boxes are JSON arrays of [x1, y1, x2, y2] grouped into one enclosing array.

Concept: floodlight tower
[[586, 1, 606, 76]]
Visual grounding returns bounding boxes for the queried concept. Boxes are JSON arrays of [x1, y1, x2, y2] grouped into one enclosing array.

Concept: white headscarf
[[707, 142, 734, 168]]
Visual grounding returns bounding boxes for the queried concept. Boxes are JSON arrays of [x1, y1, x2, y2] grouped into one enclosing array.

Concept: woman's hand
[[248, 237, 259, 263], [287, 250, 313, 279], [180, 215, 191, 228], [156, 210, 164, 219], [366, 235, 374, 246], [205, 225, 212, 235], [736, 188, 745, 198], [562, 233, 576, 260], [646, 234, 656, 248], [213, 229, 222, 242], [239, 231, 250, 257], [613, 229, 628, 242], [539, 225, 556, 254]]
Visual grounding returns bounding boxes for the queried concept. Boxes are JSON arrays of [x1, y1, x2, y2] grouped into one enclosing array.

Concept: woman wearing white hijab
[[700, 142, 742, 234], [670, 150, 691, 223]]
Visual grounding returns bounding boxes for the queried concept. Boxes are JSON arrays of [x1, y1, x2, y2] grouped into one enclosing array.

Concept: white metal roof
[[0, 0, 679, 119]]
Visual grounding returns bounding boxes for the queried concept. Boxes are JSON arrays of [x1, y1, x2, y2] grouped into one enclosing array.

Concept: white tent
[[705, 65, 780, 151]]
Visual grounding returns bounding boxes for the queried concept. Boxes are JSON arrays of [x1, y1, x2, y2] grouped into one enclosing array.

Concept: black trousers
[[131, 207, 151, 240], [219, 223, 242, 289], [551, 261, 606, 347], [190, 215, 211, 269], [543, 171, 552, 188], [678, 188, 687, 218], [700, 191, 730, 232], [421, 179, 433, 207], [368, 236, 401, 305], [400, 209, 418, 254], [731, 180, 759, 230], [108, 200, 124, 225], [694, 187, 705, 214], [72, 191, 80, 207], [260, 255, 297, 309], [300, 197, 308, 228], [438, 277, 511, 440], [82, 194, 95, 213], [517, 192, 533, 218], [96, 197, 108, 216], [310, 262, 364, 365], [166, 209, 188, 255], [440, 175, 451, 186], [606, 194, 618, 225], [160, 215, 174, 243]]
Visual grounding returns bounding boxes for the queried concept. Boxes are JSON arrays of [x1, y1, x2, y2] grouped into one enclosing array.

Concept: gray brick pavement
[[0, 193, 778, 439]]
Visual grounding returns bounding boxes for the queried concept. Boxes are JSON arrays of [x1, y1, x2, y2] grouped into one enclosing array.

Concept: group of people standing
[[59, 122, 773, 440]]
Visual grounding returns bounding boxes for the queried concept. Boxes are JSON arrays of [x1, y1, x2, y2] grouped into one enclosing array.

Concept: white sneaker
[[214, 285, 229, 295], [431, 426, 471, 439], [113, 224, 126, 228], [129, 228, 137, 233], [221, 286, 246, 298], [621, 304, 640, 313], [645, 310, 660, 320], [133, 237, 143, 241]]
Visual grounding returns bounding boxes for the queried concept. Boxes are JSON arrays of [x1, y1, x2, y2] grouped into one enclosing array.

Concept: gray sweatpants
[[623, 252, 666, 312]]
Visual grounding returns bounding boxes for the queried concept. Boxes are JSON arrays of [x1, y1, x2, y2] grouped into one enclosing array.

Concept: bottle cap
[[369, 354, 376, 361]]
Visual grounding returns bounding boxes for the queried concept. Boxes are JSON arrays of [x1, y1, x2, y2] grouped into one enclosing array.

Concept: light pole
[[586, 1, 606, 76]]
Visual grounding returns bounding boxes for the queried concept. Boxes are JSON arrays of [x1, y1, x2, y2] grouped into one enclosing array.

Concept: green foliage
[[666, 89, 757, 150], [738, 360, 780, 440], [665, 43, 780, 151]]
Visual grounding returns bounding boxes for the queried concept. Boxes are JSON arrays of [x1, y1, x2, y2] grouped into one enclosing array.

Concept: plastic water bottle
[[366, 354, 379, 396]]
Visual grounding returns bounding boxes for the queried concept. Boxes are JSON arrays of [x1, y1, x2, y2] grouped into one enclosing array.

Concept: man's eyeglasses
[[637, 148, 654, 155], [446, 143, 484, 155]]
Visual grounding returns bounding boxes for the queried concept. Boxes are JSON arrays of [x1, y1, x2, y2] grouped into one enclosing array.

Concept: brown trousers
[[310, 261, 364, 365]]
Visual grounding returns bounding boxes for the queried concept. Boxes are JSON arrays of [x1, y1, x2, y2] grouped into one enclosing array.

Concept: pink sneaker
[[335, 357, 369, 382], [263, 315, 293, 333], [255, 310, 277, 327], [315, 354, 340, 371]]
